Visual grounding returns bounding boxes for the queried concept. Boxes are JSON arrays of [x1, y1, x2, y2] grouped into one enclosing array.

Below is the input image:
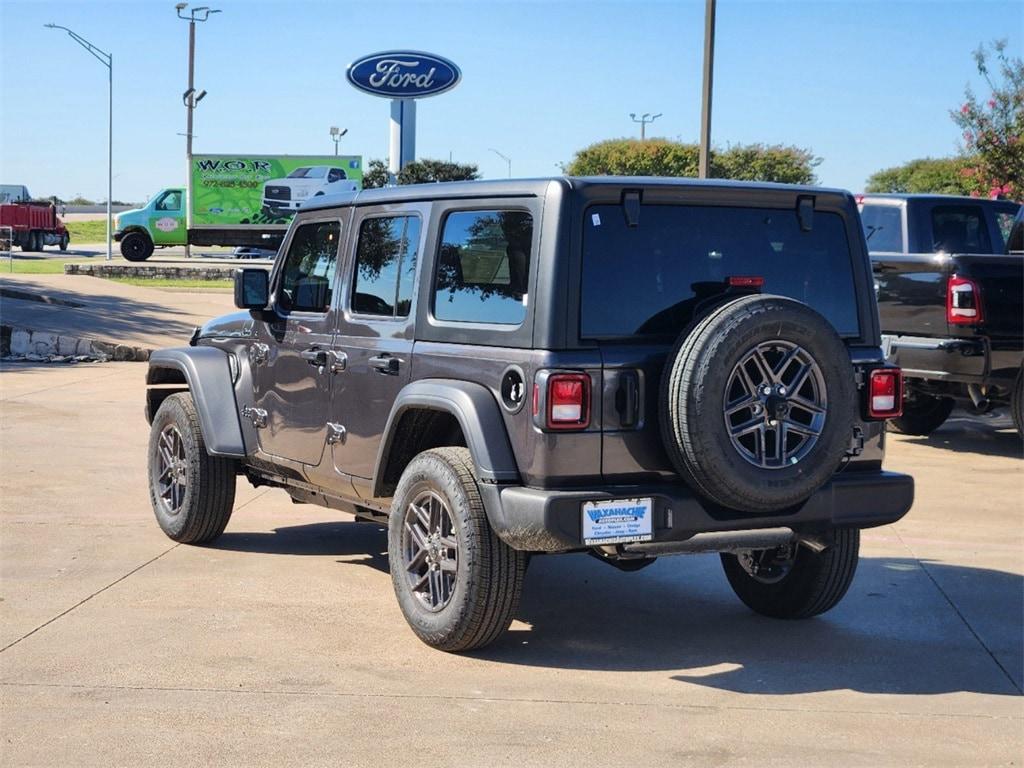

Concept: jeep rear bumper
[[479, 470, 913, 553]]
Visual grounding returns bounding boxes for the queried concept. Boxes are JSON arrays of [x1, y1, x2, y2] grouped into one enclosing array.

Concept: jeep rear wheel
[[721, 528, 860, 619], [388, 447, 527, 652], [660, 295, 857, 513], [148, 393, 236, 544]]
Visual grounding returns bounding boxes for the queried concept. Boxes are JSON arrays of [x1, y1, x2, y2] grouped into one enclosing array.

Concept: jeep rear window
[[352, 215, 421, 318], [434, 210, 533, 325], [581, 204, 860, 338]]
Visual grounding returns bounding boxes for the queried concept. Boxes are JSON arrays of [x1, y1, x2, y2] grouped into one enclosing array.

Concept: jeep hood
[[198, 310, 255, 340]]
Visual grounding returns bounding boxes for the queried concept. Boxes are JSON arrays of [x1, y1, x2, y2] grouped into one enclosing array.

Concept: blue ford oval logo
[[346, 51, 461, 99]]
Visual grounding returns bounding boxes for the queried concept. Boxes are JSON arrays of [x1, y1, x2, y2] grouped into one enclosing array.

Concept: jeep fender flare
[[372, 379, 520, 497], [146, 347, 246, 458]]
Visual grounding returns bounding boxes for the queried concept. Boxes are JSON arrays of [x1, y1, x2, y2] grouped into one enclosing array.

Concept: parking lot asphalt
[[0, 362, 1021, 767]]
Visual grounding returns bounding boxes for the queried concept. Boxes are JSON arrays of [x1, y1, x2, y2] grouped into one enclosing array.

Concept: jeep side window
[[433, 210, 533, 325], [155, 190, 181, 211], [351, 215, 421, 318], [276, 220, 341, 314]]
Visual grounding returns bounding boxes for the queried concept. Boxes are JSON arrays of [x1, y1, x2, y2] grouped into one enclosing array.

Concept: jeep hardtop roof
[[300, 176, 853, 213]]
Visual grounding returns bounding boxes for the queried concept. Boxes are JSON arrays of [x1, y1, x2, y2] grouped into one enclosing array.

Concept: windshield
[[286, 167, 326, 179], [581, 204, 860, 338]]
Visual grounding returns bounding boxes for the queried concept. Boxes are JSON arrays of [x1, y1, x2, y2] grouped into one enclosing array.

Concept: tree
[[361, 158, 480, 188], [950, 40, 1023, 200], [565, 138, 821, 184], [865, 157, 972, 195]]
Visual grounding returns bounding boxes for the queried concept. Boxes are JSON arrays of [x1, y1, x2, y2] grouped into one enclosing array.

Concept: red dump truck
[[0, 201, 69, 252]]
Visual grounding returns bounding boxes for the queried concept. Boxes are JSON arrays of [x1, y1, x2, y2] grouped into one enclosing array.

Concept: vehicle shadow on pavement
[[214, 521, 389, 572], [476, 552, 1024, 697], [898, 420, 1022, 459]]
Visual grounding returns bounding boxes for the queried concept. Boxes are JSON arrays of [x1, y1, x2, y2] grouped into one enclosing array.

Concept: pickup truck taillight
[[534, 372, 591, 431], [868, 368, 903, 419], [947, 275, 984, 325]]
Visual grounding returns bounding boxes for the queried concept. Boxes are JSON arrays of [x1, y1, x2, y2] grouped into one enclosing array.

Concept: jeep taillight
[[535, 372, 591, 430], [947, 275, 984, 325], [868, 368, 903, 419]]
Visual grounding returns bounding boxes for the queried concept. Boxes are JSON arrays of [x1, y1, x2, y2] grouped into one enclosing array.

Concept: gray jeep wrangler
[[146, 177, 914, 651]]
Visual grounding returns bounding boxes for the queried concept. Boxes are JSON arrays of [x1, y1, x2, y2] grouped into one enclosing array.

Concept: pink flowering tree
[[950, 40, 1023, 200]]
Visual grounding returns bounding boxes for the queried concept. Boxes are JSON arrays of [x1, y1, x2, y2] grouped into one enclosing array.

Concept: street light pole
[[176, 3, 220, 259], [629, 112, 662, 141], [45, 24, 113, 261], [699, 0, 717, 179], [489, 148, 511, 178], [330, 126, 348, 156]]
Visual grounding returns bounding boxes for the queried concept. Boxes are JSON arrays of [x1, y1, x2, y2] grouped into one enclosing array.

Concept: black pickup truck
[[859, 194, 1023, 436]]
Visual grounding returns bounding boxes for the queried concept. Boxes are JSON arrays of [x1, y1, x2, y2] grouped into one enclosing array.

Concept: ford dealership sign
[[346, 51, 461, 99]]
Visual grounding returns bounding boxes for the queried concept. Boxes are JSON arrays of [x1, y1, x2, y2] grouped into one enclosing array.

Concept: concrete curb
[[64, 264, 254, 280], [0, 324, 150, 362]]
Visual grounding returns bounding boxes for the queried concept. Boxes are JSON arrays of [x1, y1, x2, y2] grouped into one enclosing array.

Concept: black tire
[[721, 528, 860, 619], [59, 234, 69, 252], [148, 393, 236, 544], [888, 393, 954, 436], [660, 294, 857, 513], [120, 231, 154, 261], [1012, 369, 1024, 439], [388, 447, 527, 652]]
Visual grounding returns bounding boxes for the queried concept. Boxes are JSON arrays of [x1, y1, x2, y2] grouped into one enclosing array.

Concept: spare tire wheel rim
[[724, 340, 827, 469]]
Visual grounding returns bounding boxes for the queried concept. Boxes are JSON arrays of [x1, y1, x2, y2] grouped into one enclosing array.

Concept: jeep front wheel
[[721, 528, 860, 619], [388, 447, 527, 652], [148, 393, 236, 544]]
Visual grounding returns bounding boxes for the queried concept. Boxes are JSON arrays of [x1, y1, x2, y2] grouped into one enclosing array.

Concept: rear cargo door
[[580, 201, 864, 481]]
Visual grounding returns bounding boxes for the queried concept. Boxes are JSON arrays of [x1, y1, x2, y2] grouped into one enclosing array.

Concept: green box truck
[[114, 154, 363, 261]]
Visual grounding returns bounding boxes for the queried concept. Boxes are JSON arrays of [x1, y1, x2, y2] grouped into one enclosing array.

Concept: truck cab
[[114, 187, 187, 260]]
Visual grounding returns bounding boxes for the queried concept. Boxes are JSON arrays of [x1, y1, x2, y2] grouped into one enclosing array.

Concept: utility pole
[[176, 3, 220, 258], [330, 126, 348, 156], [699, 0, 717, 179], [629, 112, 662, 141], [45, 24, 113, 261], [489, 148, 512, 178]]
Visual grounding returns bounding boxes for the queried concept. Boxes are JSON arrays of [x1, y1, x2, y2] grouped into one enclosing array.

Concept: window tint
[[277, 220, 340, 314], [327, 168, 345, 183], [434, 210, 533, 325], [352, 215, 421, 317], [931, 205, 991, 253], [860, 204, 903, 252], [581, 204, 860, 338], [155, 190, 181, 211], [995, 210, 1018, 252]]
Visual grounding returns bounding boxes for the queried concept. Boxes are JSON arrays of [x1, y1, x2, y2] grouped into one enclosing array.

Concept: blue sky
[[1, 0, 1020, 202]]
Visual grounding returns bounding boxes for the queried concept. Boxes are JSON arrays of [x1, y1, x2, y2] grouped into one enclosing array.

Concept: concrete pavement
[[0, 273, 235, 355], [0, 363, 1021, 766]]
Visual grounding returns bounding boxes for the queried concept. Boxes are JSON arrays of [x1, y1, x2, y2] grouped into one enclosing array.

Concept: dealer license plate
[[582, 498, 653, 546]]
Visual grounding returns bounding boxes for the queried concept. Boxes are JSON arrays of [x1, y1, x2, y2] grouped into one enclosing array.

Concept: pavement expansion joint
[[0, 544, 180, 654]]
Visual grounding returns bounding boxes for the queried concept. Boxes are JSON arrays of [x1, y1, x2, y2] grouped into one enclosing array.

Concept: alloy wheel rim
[[156, 425, 188, 515], [401, 489, 458, 612], [723, 340, 827, 469]]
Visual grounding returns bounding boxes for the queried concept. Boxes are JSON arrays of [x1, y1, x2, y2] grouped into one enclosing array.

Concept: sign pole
[[389, 99, 417, 179]]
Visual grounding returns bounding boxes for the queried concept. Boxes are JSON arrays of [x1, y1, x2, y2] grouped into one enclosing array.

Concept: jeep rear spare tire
[[660, 295, 857, 512]]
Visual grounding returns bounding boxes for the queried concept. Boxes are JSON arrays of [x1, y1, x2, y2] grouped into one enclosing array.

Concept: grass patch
[[1, 257, 91, 274], [108, 277, 231, 290], [65, 219, 111, 243]]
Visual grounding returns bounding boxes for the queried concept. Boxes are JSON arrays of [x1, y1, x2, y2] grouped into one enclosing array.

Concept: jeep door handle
[[369, 354, 400, 375], [300, 348, 328, 368]]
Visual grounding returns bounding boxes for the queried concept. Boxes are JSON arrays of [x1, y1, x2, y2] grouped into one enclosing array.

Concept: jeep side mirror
[[234, 268, 269, 310]]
